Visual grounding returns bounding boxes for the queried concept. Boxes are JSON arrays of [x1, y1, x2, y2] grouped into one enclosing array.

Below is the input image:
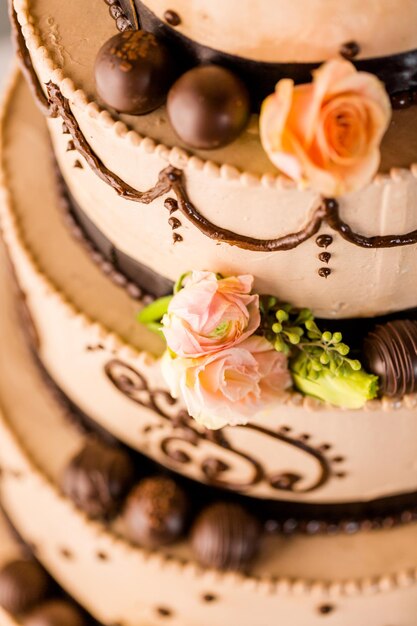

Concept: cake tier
[[127, 0, 417, 63], [3, 71, 417, 511], [131, 1, 417, 104], [1, 236, 417, 626], [11, 0, 417, 319]]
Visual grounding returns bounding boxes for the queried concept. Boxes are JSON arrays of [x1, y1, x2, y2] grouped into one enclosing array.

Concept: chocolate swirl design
[[11, 7, 417, 255], [104, 358, 341, 493]]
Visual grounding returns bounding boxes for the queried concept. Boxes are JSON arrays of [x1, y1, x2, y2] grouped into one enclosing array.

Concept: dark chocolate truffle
[[61, 440, 134, 519], [22, 600, 86, 626], [95, 30, 176, 114], [191, 502, 261, 571], [363, 320, 417, 397], [0, 560, 50, 615], [124, 476, 187, 548], [167, 65, 250, 149]]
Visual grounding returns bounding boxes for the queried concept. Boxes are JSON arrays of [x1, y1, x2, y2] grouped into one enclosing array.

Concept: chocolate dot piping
[[318, 604, 335, 615], [156, 606, 173, 618], [339, 41, 361, 60], [163, 9, 181, 26]]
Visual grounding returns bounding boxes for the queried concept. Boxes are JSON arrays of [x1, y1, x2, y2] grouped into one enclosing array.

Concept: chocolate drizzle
[[323, 198, 417, 248], [104, 358, 340, 494], [45, 82, 328, 253], [11, 8, 417, 256]]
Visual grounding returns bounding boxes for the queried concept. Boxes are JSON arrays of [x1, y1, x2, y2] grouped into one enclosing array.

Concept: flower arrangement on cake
[[138, 270, 379, 428]]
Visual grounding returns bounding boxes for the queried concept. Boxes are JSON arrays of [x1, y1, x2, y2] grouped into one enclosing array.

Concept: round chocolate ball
[[191, 502, 261, 571], [22, 600, 86, 626], [167, 65, 250, 149], [95, 30, 176, 114], [61, 440, 135, 519], [124, 476, 188, 548], [363, 319, 417, 397], [0, 560, 50, 615]]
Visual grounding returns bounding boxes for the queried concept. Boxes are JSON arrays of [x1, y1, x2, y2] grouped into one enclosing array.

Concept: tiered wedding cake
[[1, 1, 417, 624]]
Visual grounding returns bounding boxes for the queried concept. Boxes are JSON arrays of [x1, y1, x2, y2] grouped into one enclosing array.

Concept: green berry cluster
[[259, 296, 361, 378]]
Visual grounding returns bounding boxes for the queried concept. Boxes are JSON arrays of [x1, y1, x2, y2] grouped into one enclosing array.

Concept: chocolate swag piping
[[11, 4, 417, 254]]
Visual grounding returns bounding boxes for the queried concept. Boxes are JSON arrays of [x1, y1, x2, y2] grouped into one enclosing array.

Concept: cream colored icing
[[142, 0, 417, 62], [2, 71, 417, 506], [12, 0, 417, 318]]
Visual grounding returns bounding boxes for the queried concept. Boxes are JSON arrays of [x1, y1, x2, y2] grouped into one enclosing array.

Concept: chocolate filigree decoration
[[44, 82, 417, 253], [104, 358, 342, 493]]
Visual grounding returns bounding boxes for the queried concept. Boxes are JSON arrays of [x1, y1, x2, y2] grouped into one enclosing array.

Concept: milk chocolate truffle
[[167, 65, 250, 149], [0, 560, 50, 615], [22, 600, 86, 626], [95, 30, 175, 114], [363, 319, 417, 397], [61, 441, 134, 519], [124, 476, 187, 548], [191, 502, 261, 571]]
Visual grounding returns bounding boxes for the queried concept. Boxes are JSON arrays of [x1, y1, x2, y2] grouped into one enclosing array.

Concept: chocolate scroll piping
[[47, 82, 417, 252], [104, 358, 340, 493], [12, 8, 417, 253], [45, 82, 327, 252]]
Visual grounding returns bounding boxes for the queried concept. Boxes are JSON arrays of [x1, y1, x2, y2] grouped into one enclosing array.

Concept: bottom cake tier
[[0, 84, 417, 626]]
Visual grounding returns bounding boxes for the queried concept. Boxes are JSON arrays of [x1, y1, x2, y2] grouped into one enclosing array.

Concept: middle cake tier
[[2, 71, 417, 512]]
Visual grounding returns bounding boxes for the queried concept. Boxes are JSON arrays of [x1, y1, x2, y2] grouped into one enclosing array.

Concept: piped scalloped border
[[11, 0, 417, 191], [1, 68, 417, 418], [2, 384, 417, 602]]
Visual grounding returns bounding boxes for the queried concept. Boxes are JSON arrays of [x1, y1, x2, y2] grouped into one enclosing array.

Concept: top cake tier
[[128, 0, 417, 62], [127, 0, 417, 104], [11, 0, 417, 319]]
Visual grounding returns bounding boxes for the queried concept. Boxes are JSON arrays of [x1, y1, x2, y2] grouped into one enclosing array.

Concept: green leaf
[[291, 352, 379, 409], [137, 295, 173, 325], [174, 272, 191, 294]]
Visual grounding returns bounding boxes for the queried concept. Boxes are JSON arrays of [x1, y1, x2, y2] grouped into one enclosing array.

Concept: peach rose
[[161, 271, 260, 358], [162, 336, 292, 430], [260, 59, 391, 196]]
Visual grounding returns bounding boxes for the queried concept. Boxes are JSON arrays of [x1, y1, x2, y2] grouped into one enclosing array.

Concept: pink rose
[[162, 271, 260, 358], [162, 336, 292, 429], [260, 59, 391, 196]]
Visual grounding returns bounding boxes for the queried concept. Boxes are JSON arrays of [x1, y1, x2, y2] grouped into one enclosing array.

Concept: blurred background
[[0, 1, 12, 89]]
